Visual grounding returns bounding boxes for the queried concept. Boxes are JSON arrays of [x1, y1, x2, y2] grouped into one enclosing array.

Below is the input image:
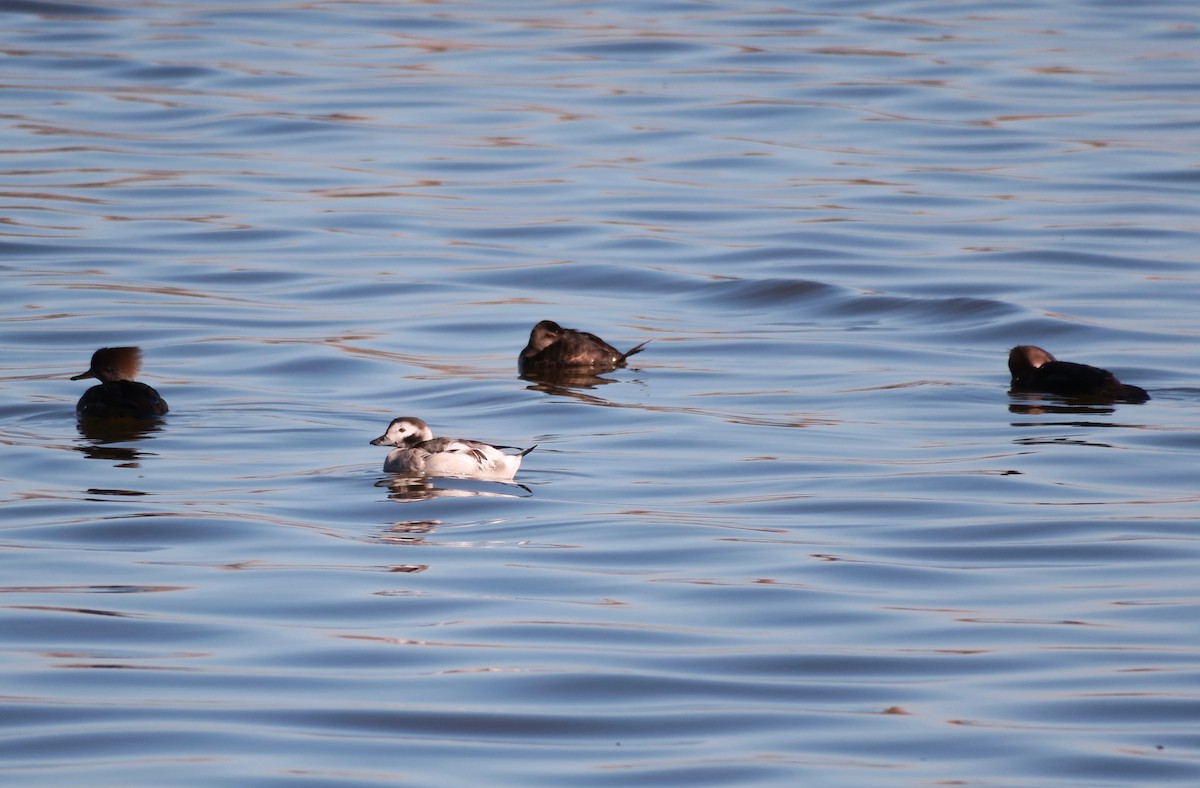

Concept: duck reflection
[[1007, 396, 1117, 417], [373, 519, 439, 546], [1012, 435, 1115, 448], [375, 475, 532, 502], [75, 416, 164, 466], [521, 367, 623, 393], [1009, 405, 1147, 447], [83, 488, 150, 499]]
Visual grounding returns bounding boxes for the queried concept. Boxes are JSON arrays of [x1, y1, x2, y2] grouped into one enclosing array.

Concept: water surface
[[2, 1, 1200, 785]]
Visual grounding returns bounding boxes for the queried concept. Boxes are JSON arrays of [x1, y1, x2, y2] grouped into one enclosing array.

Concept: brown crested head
[[1007, 345, 1055, 378], [71, 346, 143, 383], [527, 320, 564, 352]]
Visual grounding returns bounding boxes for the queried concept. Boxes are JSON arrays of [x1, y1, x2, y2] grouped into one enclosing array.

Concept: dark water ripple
[[2, 0, 1200, 785]]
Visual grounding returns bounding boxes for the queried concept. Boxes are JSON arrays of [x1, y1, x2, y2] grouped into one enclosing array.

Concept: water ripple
[[2, 0, 1199, 785]]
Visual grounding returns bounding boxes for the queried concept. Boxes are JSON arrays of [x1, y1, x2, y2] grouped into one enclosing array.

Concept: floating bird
[[71, 346, 169, 419], [370, 417, 534, 480], [1007, 345, 1148, 403], [518, 320, 648, 375]]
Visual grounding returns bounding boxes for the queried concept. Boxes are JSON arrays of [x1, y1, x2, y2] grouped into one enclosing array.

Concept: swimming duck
[[1007, 345, 1149, 403], [518, 320, 648, 374], [370, 417, 535, 480], [71, 346, 169, 419]]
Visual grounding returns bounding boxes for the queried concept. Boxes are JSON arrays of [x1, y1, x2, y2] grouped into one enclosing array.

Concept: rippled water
[[3, 0, 1200, 785]]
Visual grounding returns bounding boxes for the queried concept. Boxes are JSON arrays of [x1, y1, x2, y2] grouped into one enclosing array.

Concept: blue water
[[2, 1, 1200, 785]]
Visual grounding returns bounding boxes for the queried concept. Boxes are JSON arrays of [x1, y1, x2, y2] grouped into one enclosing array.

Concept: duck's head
[[526, 320, 564, 352], [1008, 345, 1055, 377], [370, 416, 434, 448], [71, 346, 143, 383]]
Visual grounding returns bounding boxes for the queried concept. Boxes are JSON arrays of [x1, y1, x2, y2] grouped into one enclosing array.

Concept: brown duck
[[71, 346, 169, 419]]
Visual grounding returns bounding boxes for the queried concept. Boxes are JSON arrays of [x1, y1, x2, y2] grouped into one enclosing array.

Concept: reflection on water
[[1008, 398, 1120, 416], [74, 417, 164, 465], [520, 368, 627, 392], [2, 0, 1199, 786], [82, 488, 149, 498], [76, 417, 164, 444], [376, 476, 533, 503], [370, 519, 439, 547]]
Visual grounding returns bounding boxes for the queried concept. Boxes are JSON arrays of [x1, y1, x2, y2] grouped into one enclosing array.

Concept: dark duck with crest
[[1007, 345, 1148, 403], [518, 320, 648, 375], [71, 346, 169, 419]]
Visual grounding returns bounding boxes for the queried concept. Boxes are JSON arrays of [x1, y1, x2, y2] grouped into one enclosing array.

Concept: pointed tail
[[620, 340, 649, 362]]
